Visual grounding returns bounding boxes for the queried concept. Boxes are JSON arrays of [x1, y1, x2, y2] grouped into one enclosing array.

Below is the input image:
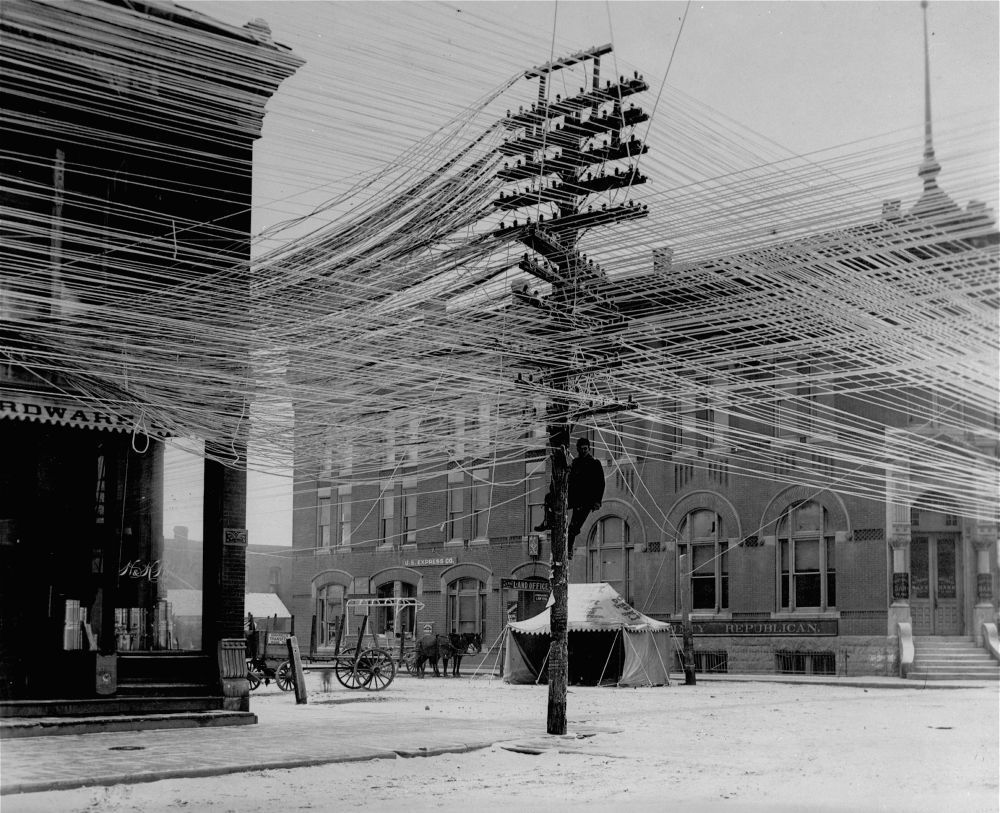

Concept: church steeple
[[916, 0, 941, 190], [910, 0, 960, 221]]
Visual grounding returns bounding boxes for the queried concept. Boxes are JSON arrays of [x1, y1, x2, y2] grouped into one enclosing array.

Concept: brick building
[[0, 0, 299, 718], [287, 187, 998, 676]]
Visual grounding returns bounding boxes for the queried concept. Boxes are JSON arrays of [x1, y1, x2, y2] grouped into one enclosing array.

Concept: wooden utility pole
[[494, 45, 649, 734]]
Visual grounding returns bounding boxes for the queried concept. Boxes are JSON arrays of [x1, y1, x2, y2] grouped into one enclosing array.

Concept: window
[[402, 478, 417, 545], [679, 389, 726, 452], [336, 485, 351, 547], [405, 418, 420, 465], [447, 471, 464, 541], [447, 578, 486, 636], [777, 362, 815, 437], [316, 583, 345, 647], [379, 480, 395, 549], [586, 516, 631, 601], [317, 487, 331, 550], [777, 501, 836, 610], [268, 567, 281, 593], [94, 453, 107, 524], [471, 468, 490, 540], [678, 509, 729, 612], [526, 459, 546, 533]]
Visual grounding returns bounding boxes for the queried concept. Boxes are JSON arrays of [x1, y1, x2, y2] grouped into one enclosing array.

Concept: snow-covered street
[[5, 673, 997, 812]]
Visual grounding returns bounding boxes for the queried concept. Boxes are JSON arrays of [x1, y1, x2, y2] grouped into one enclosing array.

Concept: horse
[[414, 634, 455, 678], [444, 632, 483, 676]]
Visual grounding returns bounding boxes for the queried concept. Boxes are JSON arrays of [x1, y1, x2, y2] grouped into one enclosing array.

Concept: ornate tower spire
[[917, 0, 941, 191]]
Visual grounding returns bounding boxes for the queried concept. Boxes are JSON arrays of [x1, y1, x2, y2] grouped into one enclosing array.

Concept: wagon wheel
[[275, 660, 294, 692], [361, 648, 396, 691], [335, 657, 372, 689], [246, 665, 262, 691], [403, 650, 418, 676]]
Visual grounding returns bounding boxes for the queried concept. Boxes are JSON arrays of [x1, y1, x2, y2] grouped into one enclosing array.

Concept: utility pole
[[494, 45, 649, 734]]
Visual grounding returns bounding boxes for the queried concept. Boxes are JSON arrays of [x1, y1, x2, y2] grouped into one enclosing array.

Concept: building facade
[[0, 0, 299, 716], [288, 200, 998, 677]]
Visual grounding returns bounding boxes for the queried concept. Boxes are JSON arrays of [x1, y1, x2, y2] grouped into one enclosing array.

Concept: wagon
[[246, 629, 295, 692], [321, 612, 397, 691], [313, 597, 427, 689]]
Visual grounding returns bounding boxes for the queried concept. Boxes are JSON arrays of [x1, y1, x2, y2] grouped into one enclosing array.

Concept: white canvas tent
[[503, 582, 673, 687]]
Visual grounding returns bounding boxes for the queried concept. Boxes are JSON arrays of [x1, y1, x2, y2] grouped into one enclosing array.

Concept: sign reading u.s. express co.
[[691, 620, 838, 636]]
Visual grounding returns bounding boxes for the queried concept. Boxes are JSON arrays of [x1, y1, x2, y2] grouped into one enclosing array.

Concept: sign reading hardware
[[403, 557, 456, 567], [691, 620, 838, 636], [0, 394, 166, 435]]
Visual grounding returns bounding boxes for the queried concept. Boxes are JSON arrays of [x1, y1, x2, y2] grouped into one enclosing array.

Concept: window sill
[[445, 538, 466, 547], [689, 611, 732, 621], [469, 537, 490, 546], [772, 610, 840, 619]]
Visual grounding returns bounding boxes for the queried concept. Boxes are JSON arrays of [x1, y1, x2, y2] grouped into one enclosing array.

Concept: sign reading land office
[[501, 578, 549, 591], [691, 619, 838, 636]]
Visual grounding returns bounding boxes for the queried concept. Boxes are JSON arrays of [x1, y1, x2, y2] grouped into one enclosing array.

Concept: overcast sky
[[165, 0, 999, 546]]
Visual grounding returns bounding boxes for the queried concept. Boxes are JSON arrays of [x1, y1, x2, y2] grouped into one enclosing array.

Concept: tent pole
[[598, 628, 621, 686]]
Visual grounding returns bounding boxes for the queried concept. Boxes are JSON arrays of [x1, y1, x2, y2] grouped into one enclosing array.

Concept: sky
[[163, 0, 999, 546]]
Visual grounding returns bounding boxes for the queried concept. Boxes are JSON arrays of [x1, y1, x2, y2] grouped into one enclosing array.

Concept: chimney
[[652, 247, 674, 274], [882, 200, 902, 220]]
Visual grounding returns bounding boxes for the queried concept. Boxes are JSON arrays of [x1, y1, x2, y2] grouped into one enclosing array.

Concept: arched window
[[777, 501, 836, 610], [678, 509, 728, 612], [375, 581, 417, 637], [586, 516, 631, 601], [447, 578, 486, 637], [316, 583, 345, 646]]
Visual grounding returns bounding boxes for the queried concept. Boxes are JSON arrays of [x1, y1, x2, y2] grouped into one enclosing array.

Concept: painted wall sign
[[892, 572, 910, 600], [118, 559, 162, 582], [501, 578, 549, 591], [691, 619, 839, 636], [403, 557, 455, 567]]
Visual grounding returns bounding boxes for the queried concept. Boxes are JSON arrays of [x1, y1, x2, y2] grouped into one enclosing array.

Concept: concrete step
[[913, 641, 976, 650], [913, 651, 996, 663], [0, 709, 256, 739], [0, 695, 225, 718], [907, 671, 1000, 681]]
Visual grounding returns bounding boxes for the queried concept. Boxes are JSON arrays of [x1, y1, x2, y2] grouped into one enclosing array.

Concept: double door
[[910, 535, 961, 635]]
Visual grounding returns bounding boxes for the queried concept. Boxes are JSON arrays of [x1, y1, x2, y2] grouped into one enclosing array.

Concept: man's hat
[[422, 623, 433, 631]]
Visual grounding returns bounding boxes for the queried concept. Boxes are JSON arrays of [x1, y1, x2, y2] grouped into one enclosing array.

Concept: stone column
[[971, 523, 997, 645], [887, 533, 912, 632]]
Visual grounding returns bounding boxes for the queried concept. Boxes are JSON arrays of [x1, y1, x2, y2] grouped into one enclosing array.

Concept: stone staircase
[[908, 636, 1000, 680]]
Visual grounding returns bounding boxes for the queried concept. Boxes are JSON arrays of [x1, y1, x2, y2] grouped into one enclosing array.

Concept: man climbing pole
[[535, 436, 606, 560], [566, 437, 604, 559]]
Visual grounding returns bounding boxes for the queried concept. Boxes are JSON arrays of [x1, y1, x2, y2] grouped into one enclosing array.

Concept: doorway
[[910, 534, 961, 635]]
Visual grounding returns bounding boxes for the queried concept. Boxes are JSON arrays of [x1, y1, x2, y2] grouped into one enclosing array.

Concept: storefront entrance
[[910, 534, 961, 635]]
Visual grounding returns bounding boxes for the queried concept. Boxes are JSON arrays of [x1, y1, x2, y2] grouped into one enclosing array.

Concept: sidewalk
[[0, 670, 987, 797]]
